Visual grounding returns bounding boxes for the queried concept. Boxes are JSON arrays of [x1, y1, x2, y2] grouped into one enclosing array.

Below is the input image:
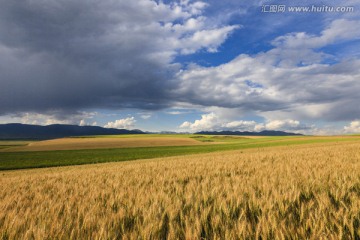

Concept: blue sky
[[1, 0, 360, 134]]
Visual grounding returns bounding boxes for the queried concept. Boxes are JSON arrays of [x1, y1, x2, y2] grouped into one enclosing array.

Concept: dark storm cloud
[[0, 2, 164, 114], [0, 0, 239, 116], [0, 0, 187, 114]]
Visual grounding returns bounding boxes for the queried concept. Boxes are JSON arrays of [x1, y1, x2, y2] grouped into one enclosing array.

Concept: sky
[[1, 0, 360, 134]]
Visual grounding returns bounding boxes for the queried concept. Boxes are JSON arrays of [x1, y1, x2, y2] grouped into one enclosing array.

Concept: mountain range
[[0, 123, 303, 140], [0, 123, 144, 140]]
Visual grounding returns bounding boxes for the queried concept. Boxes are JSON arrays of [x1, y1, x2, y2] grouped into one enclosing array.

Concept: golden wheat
[[1, 141, 360, 239]]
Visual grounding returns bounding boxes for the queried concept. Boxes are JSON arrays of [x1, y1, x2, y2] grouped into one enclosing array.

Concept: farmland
[[1, 135, 360, 170], [0, 141, 33, 150], [1, 136, 212, 152], [1, 140, 360, 239]]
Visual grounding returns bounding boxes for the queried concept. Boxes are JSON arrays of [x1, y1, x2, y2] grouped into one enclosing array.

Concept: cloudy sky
[[1, 0, 360, 134]]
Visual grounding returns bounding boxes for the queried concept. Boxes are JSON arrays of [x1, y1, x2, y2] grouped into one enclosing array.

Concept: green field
[[1, 135, 360, 170]]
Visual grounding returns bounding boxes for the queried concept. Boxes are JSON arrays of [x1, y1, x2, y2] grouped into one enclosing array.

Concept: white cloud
[[1, 112, 97, 126], [265, 119, 301, 131], [179, 121, 192, 128], [179, 113, 310, 133], [166, 110, 192, 115], [344, 120, 360, 133], [224, 120, 257, 130], [179, 25, 240, 54], [79, 119, 86, 126], [79, 119, 98, 126], [104, 117, 136, 129], [254, 124, 265, 132], [177, 18, 360, 122], [272, 19, 360, 50], [180, 112, 218, 131], [167, 111, 183, 115], [140, 114, 152, 120], [137, 111, 152, 119]]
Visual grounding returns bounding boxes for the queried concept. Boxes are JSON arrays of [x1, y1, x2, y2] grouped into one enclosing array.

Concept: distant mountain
[[0, 123, 145, 140], [159, 131, 178, 134], [195, 130, 303, 136]]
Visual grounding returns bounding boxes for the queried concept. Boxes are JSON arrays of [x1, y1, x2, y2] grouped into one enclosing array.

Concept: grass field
[[1, 135, 360, 170], [1, 141, 359, 239]]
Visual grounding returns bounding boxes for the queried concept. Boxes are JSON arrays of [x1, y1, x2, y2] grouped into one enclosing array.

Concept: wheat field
[[0, 137, 211, 152], [1, 141, 360, 239]]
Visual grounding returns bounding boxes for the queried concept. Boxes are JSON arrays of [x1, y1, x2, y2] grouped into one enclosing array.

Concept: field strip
[[0, 137, 213, 152], [1, 139, 359, 175], [1, 136, 360, 171]]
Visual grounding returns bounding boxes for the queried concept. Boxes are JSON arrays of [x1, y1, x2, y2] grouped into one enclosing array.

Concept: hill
[[0, 123, 145, 140], [196, 130, 303, 136]]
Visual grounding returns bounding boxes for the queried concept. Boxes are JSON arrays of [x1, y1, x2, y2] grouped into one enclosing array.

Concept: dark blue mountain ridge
[[0, 123, 145, 140]]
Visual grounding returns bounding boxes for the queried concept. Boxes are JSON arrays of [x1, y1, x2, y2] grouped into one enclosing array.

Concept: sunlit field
[[1, 140, 359, 239], [1, 135, 360, 170], [0, 136, 211, 152], [0, 141, 34, 150]]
